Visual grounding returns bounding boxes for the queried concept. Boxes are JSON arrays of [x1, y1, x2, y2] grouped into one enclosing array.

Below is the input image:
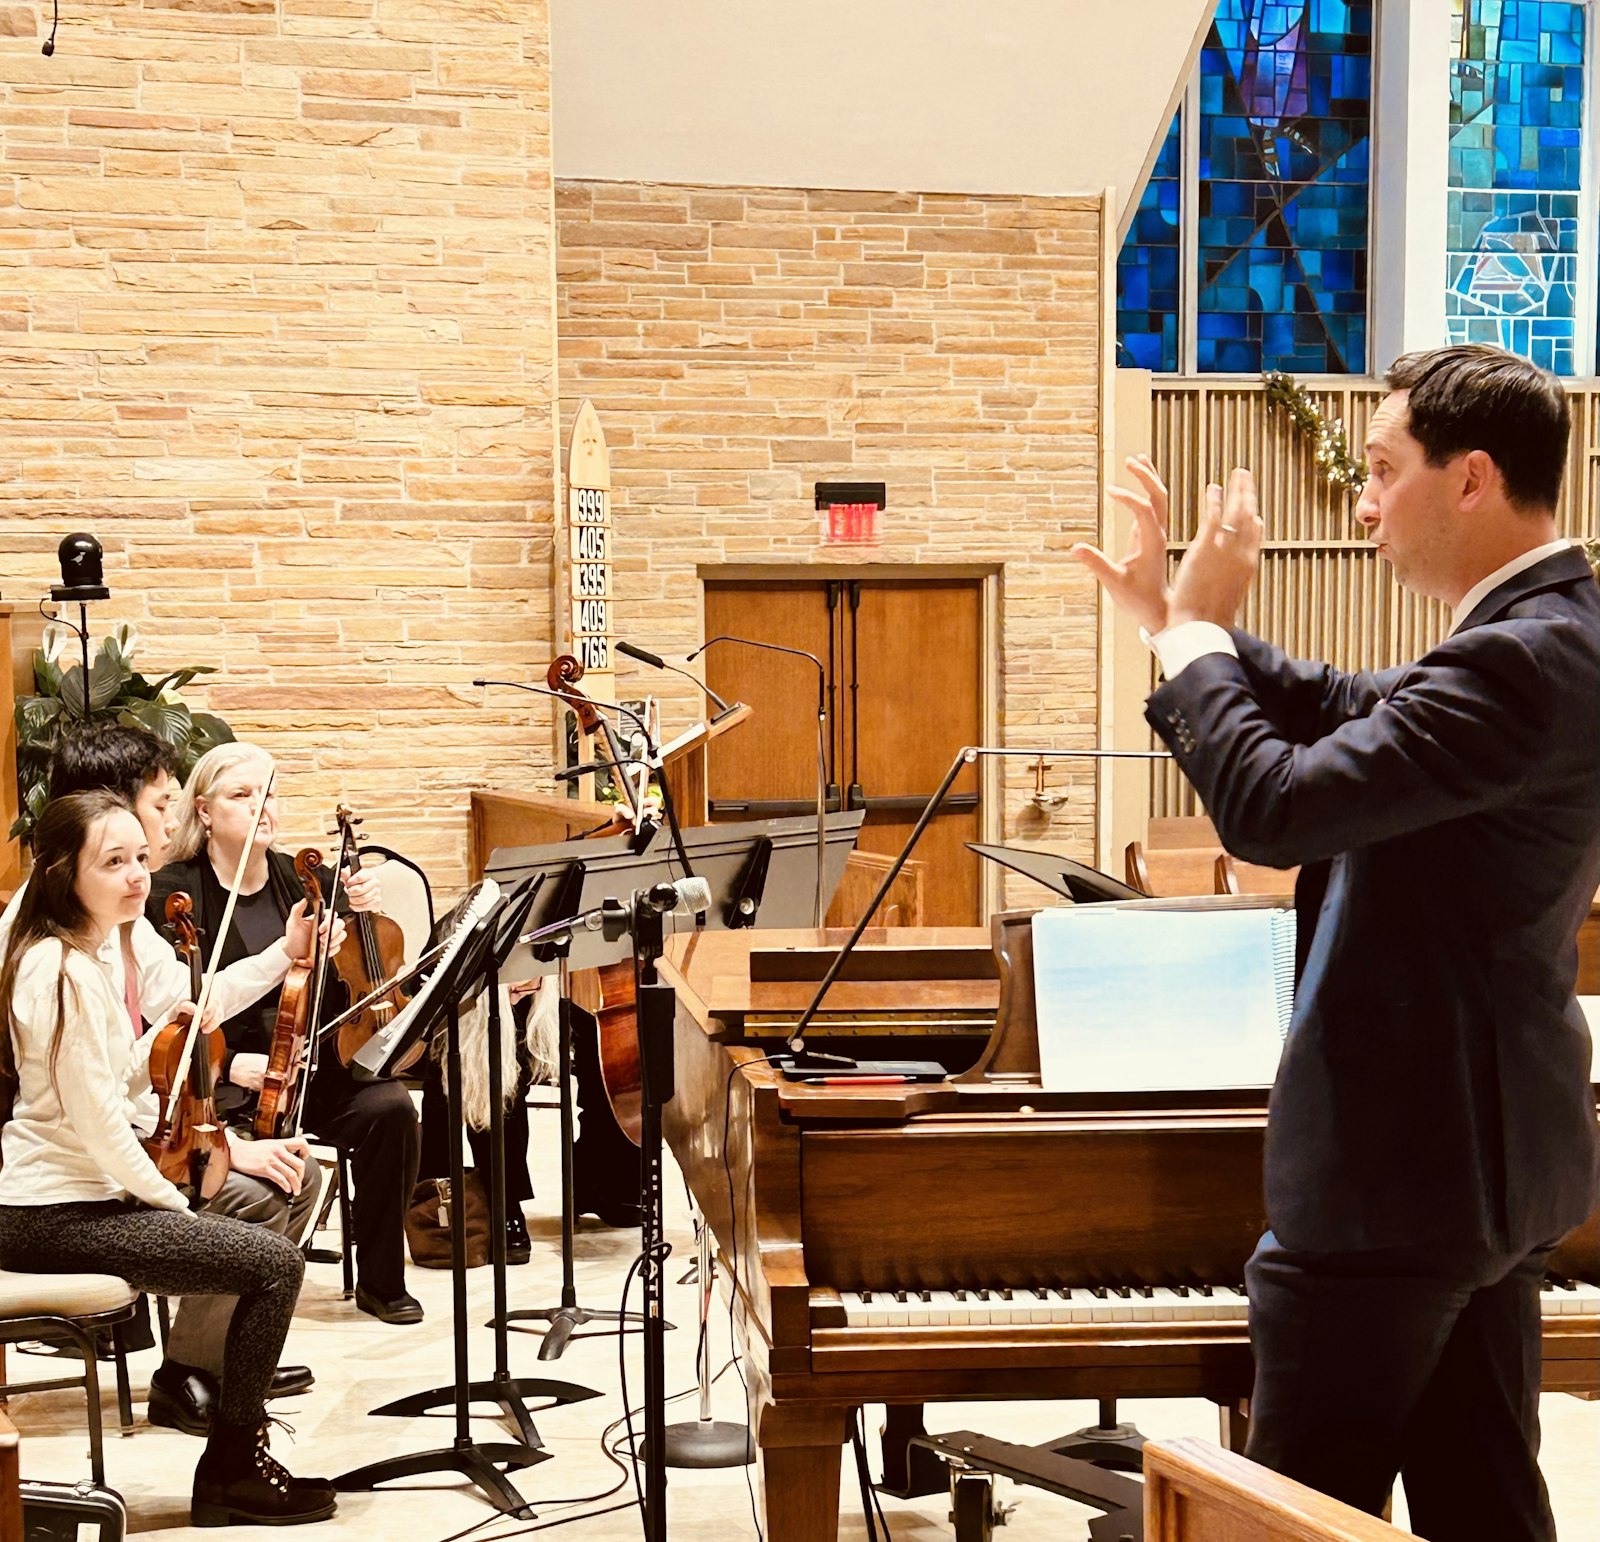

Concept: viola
[[254, 849, 326, 1139], [329, 804, 422, 1074], [142, 892, 231, 1202]]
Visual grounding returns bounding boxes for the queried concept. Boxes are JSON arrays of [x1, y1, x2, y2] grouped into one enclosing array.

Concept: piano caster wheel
[[951, 1473, 999, 1542]]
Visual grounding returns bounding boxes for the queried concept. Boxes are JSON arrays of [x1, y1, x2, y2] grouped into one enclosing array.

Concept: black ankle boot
[[192, 1418, 336, 1527]]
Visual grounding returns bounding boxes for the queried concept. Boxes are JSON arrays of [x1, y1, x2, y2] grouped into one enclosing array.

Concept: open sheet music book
[[1032, 904, 1297, 1093]]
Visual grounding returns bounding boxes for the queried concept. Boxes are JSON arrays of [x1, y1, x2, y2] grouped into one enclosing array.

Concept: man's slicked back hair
[[1384, 344, 1570, 512]]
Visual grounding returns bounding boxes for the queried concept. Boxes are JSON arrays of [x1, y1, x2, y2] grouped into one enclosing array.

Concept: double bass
[[142, 893, 231, 1202]]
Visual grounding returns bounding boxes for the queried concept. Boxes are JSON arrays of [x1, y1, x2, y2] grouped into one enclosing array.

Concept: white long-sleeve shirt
[[0, 884, 292, 1135], [0, 937, 191, 1212]]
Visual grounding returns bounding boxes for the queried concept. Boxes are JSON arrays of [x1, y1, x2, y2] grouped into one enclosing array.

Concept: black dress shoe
[[505, 1211, 531, 1265], [149, 1364, 216, 1438], [354, 1284, 424, 1325], [267, 1365, 315, 1400]]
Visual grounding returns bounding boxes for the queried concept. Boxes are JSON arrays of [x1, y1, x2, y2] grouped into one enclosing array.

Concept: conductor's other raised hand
[[1071, 454, 1174, 635], [1168, 468, 1264, 630]]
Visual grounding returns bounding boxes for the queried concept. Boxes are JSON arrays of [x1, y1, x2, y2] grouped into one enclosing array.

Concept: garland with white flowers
[[1262, 371, 1368, 499]]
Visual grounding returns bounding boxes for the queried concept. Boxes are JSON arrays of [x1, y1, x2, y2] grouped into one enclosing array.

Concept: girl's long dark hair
[[0, 790, 135, 1119]]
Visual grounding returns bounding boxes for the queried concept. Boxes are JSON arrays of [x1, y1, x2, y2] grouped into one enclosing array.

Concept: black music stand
[[334, 884, 596, 1519], [487, 811, 863, 1360], [967, 843, 1143, 904]]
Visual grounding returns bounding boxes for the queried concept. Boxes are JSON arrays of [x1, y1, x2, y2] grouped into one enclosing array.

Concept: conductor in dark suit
[[1075, 345, 1600, 1542]]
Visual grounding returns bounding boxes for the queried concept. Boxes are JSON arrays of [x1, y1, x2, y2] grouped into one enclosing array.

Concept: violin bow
[[172, 769, 277, 1089]]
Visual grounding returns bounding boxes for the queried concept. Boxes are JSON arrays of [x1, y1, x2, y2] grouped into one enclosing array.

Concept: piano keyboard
[[836, 1278, 1600, 1330]]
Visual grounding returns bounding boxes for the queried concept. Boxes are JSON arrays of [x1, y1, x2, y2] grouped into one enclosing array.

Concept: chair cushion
[[0, 1270, 136, 1320]]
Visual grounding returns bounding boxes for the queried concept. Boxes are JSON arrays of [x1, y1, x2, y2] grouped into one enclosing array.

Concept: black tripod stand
[[335, 886, 595, 1516], [499, 971, 650, 1358], [497, 859, 650, 1360]]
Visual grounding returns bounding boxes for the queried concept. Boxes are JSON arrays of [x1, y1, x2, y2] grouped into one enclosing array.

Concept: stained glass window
[[1446, 1, 1584, 376], [1116, 112, 1182, 372], [1197, 0, 1372, 373]]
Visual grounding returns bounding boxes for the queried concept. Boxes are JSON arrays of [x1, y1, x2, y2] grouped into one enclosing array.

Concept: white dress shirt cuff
[[1142, 620, 1239, 681]]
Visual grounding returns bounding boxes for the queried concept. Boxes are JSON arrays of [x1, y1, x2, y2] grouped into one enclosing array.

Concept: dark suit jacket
[[1147, 546, 1600, 1255]]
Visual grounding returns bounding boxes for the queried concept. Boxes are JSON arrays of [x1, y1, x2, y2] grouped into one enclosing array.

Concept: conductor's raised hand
[[1168, 468, 1264, 629], [1071, 454, 1174, 635]]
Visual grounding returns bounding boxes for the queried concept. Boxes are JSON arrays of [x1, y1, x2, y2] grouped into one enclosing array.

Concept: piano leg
[[1216, 1397, 1250, 1454], [755, 1403, 851, 1542], [878, 1404, 949, 1499]]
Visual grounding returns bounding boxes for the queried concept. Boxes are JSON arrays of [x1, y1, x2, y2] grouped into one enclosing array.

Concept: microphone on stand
[[682, 636, 832, 928], [615, 640, 744, 723], [471, 678, 654, 747]]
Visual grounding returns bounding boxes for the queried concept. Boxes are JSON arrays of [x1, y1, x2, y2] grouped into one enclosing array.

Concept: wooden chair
[[0, 1407, 18, 1542], [1217, 854, 1300, 898], [0, 1270, 137, 1486], [1145, 1437, 1412, 1541], [1127, 813, 1296, 900], [825, 849, 926, 928]]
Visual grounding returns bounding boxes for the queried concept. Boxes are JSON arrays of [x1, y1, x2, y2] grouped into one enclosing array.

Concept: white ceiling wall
[[550, 0, 1214, 229]]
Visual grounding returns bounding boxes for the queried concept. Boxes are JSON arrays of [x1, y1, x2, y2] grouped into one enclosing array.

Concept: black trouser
[[0, 1200, 301, 1426], [1244, 1230, 1555, 1542], [417, 1035, 534, 1209], [301, 1055, 419, 1300]]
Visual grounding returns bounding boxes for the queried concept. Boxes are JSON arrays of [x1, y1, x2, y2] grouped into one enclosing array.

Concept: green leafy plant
[[10, 621, 236, 847]]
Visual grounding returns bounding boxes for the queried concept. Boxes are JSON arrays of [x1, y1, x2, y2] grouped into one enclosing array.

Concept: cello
[[255, 849, 334, 1139], [544, 653, 659, 1152], [141, 892, 231, 1203]]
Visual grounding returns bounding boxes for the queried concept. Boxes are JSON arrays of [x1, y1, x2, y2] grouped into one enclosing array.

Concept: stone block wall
[[0, 0, 557, 889], [556, 181, 1109, 868]]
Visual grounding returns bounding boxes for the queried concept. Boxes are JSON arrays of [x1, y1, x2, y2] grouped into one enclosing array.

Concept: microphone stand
[[686, 636, 829, 927], [787, 746, 1172, 1055]]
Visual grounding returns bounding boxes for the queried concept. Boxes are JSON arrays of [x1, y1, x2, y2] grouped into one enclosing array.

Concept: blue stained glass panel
[[1197, 0, 1372, 373], [1116, 110, 1182, 372], [1447, 0, 1584, 374]]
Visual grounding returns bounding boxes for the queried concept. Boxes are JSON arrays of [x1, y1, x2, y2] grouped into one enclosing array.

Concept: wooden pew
[[1145, 1437, 1411, 1542]]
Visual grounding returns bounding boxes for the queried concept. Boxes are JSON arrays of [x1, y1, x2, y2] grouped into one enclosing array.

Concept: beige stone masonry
[[0, 0, 558, 890], [557, 181, 1108, 878]]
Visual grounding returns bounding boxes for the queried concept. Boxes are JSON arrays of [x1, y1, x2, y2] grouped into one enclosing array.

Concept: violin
[[254, 849, 327, 1140], [142, 893, 231, 1203], [329, 804, 423, 1074]]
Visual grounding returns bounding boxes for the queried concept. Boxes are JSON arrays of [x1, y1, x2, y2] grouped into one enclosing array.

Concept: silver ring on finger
[[1219, 523, 1239, 535]]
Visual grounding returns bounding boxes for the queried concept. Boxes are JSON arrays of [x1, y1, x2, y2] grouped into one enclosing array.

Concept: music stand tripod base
[[370, 1374, 600, 1448], [334, 1441, 551, 1520]]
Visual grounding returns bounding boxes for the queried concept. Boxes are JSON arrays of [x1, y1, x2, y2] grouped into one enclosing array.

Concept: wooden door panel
[[702, 577, 984, 926], [848, 581, 982, 925], [704, 583, 837, 809]]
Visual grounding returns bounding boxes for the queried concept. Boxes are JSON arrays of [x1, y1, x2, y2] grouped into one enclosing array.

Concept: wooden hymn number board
[[563, 400, 615, 779]]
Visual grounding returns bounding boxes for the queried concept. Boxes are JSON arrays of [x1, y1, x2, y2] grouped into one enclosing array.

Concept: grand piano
[[658, 915, 1600, 1542]]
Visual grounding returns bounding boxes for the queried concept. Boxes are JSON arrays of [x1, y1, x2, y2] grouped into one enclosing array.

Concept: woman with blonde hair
[[0, 790, 334, 1525], [153, 743, 424, 1325]]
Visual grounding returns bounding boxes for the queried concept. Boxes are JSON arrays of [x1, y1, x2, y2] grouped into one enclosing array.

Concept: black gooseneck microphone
[[42, 0, 57, 54], [615, 639, 740, 720]]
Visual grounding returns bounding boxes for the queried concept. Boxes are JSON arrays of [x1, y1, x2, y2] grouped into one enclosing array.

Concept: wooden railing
[[1140, 377, 1600, 817]]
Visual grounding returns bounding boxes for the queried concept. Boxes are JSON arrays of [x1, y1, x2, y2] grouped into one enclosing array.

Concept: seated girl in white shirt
[[0, 790, 335, 1528]]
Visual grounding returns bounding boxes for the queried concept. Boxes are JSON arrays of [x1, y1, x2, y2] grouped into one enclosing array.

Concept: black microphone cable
[[41, 0, 58, 54]]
